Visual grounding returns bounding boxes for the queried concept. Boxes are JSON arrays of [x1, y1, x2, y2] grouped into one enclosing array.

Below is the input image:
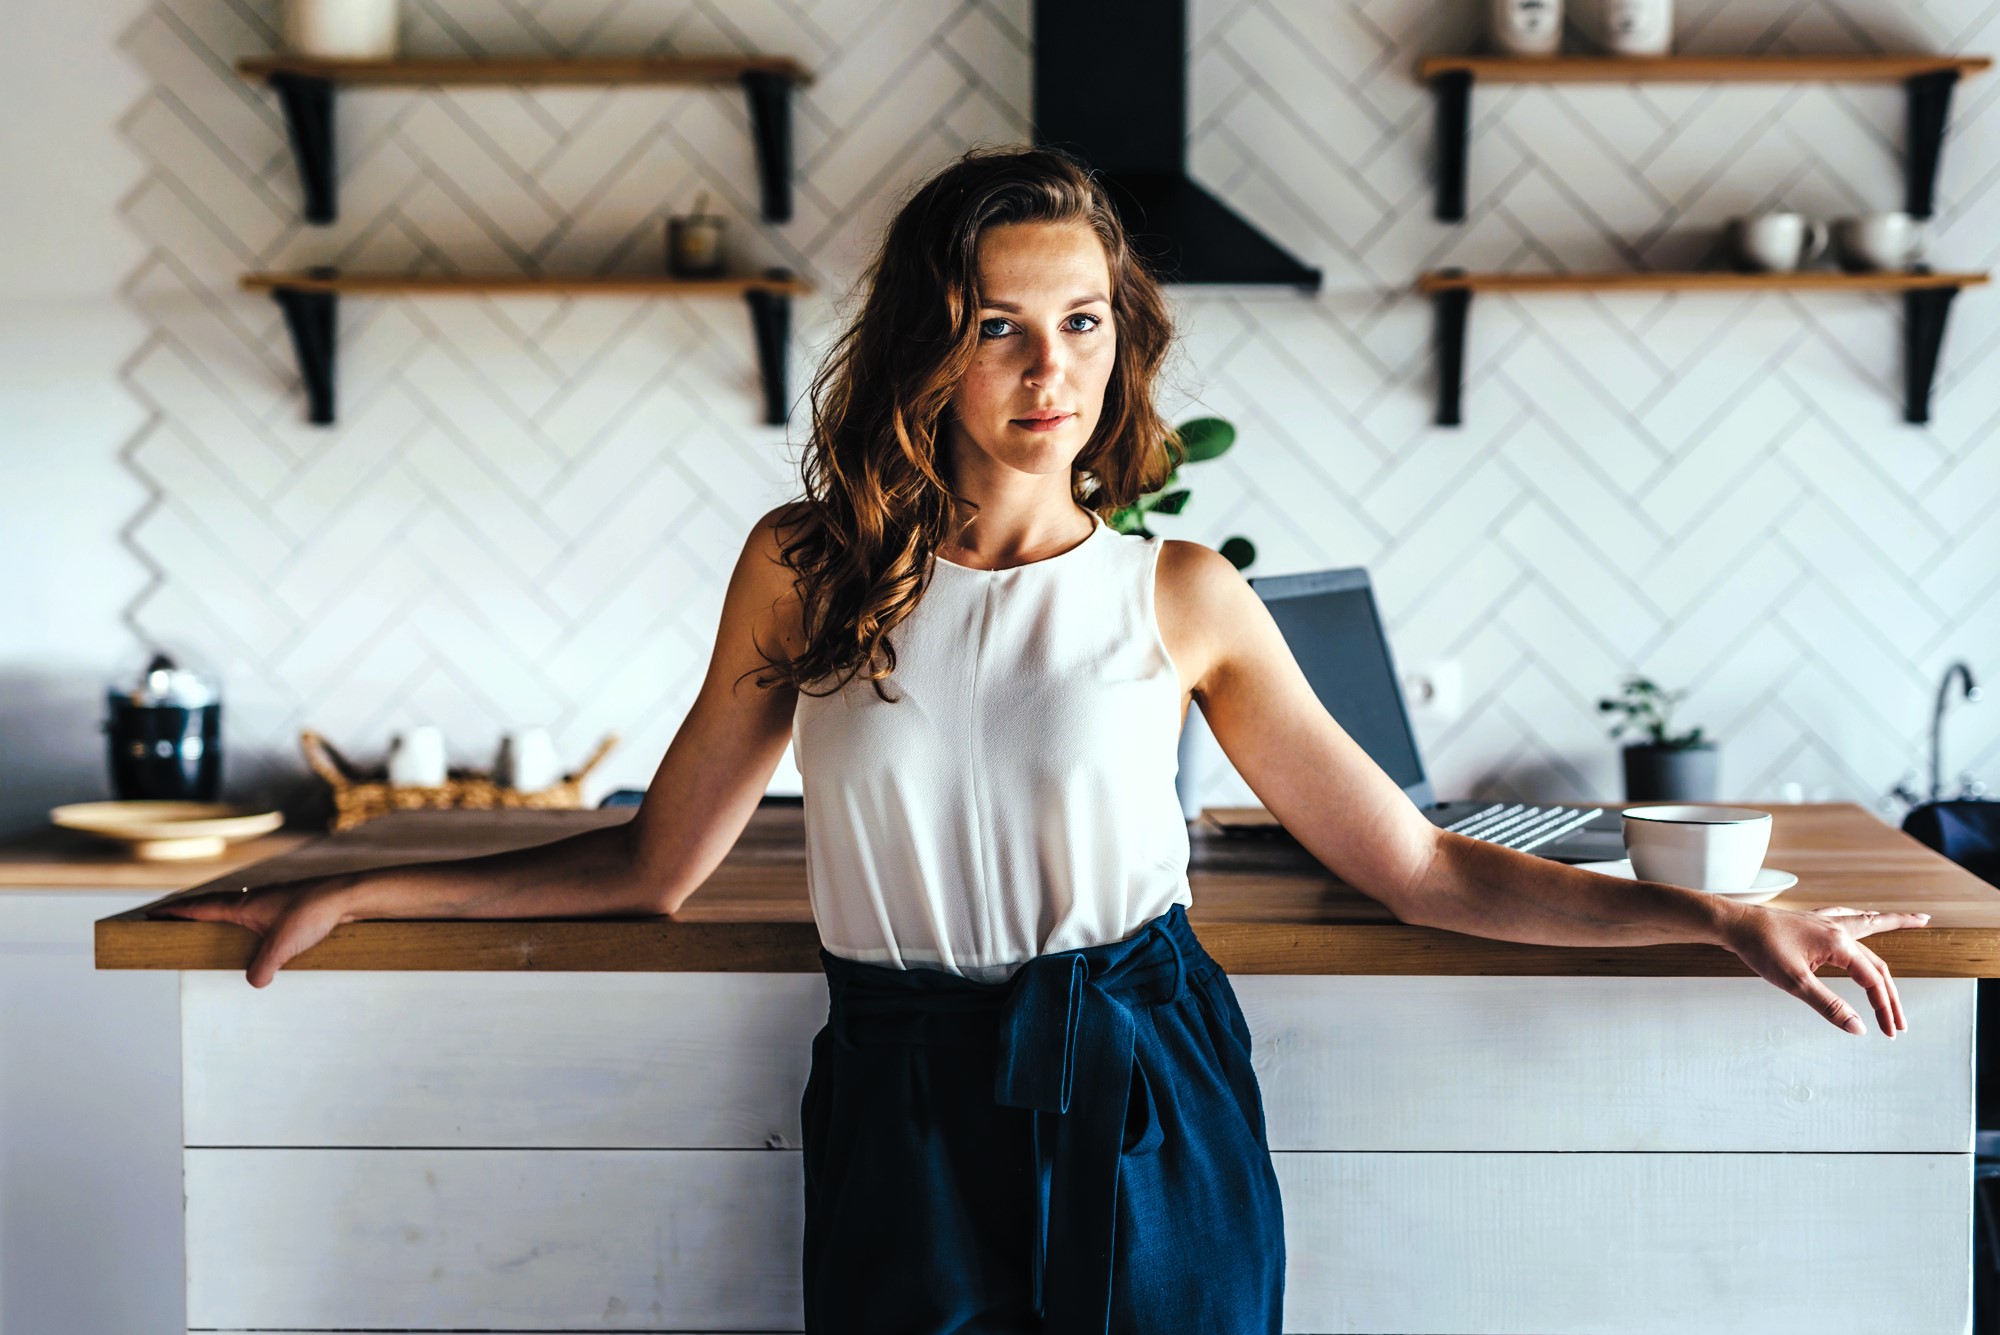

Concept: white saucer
[[1572, 858, 1797, 905]]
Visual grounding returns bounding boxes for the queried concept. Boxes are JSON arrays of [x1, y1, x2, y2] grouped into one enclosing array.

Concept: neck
[[940, 500, 1096, 566]]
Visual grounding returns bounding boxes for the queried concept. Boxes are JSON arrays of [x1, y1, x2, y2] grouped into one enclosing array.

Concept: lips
[[1012, 411, 1072, 424]]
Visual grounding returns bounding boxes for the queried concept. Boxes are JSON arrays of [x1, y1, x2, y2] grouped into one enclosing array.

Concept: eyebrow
[[980, 293, 1110, 312]]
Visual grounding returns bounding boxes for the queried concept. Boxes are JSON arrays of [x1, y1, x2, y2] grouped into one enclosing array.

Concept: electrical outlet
[[1402, 660, 1463, 719]]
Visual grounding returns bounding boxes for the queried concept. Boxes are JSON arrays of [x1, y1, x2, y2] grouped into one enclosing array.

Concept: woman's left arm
[[1166, 541, 1930, 1036]]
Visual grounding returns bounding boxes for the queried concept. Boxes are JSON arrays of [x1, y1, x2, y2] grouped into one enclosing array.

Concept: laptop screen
[[1245, 567, 1432, 805]]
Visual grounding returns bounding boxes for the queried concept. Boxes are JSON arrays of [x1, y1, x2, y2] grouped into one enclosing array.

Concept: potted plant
[[1120, 416, 1252, 819], [1110, 416, 1254, 570], [1597, 673, 1718, 801]]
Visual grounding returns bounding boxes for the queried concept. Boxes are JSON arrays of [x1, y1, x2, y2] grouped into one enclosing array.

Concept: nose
[[1023, 329, 1066, 385]]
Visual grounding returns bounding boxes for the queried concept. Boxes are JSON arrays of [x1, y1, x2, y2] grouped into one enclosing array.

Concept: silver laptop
[[1244, 565, 1627, 864]]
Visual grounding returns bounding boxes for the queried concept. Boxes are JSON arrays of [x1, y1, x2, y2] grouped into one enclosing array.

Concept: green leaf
[[1174, 416, 1235, 462], [1218, 535, 1255, 571], [1149, 489, 1191, 515]]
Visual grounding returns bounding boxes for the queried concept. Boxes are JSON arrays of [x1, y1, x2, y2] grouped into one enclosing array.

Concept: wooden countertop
[[1, 824, 317, 890], [94, 802, 2000, 976]]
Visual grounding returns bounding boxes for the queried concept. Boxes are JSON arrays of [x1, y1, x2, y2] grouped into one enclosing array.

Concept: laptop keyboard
[[1443, 802, 1604, 853]]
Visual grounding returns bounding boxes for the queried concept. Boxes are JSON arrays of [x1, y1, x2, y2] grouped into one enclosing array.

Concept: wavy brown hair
[[753, 143, 1184, 702]]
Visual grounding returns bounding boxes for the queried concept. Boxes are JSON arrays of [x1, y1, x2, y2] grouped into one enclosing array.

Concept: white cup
[[1489, 0, 1563, 56], [1732, 213, 1829, 272], [495, 727, 562, 792], [1622, 804, 1772, 891], [386, 724, 448, 787], [1596, 0, 1673, 55], [283, 0, 399, 58], [1833, 212, 1926, 272]]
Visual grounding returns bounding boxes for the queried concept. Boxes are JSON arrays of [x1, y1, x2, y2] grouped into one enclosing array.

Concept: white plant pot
[[284, 0, 400, 58]]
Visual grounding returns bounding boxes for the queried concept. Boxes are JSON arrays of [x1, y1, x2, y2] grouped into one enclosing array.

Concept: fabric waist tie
[[818, 903, 1198, 1334]]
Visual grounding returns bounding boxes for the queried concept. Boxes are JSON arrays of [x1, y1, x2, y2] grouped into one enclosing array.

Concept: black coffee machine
[[104, 651, 222, 801]]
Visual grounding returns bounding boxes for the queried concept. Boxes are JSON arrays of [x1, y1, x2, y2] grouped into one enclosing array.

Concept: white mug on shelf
[[386, 724, 448, 788], [1833, 212, 1927, 271], [1731, 212, 1830, 272], [283, 0, 400, 59], [496, 727, 562, 792], [1489, 0, 1563, 56], [1594, 0, 1673, 54]]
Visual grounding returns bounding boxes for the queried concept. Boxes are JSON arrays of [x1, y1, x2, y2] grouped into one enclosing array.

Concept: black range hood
[[1032, 0, 1323, 291]]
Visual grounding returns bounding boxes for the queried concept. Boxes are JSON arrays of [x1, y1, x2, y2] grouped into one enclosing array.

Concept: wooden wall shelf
[[1416, 54, 1992, 82], [1416, 269, 1988, 293], [1417, 267, 1990, 426], [235, 55, 810, 84], [234, 54, 811, 225], [1417, 52, 1992, 221], [241, 268, 811, 427]]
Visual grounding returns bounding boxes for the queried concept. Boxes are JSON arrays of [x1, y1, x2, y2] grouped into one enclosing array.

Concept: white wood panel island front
[[98, 804, 1992, 1334]]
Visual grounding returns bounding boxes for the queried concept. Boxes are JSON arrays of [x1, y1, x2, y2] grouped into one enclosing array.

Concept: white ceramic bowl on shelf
[[49, 801, 283, 861]]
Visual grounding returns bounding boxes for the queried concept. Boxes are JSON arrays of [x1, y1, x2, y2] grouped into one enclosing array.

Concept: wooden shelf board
[[1417, 269, 1991, 295], [1416, 53, 1992, 83], [235, 54, 811, 86], [239, 271, 813, 297]]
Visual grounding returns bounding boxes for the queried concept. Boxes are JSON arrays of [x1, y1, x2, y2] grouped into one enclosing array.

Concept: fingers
[[244, 902, 341, 988], [1793, 972, 1867, 1035], [1854, 942, 1906, 1034], [1835, 908, 1935, 938], [247, 915, 308, 988], [1834, 946, 1899, 1037], [148, 893, 233, 920]]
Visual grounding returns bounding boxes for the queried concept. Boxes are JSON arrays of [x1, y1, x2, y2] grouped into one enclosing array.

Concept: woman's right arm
[[152, 502, 809, 982]]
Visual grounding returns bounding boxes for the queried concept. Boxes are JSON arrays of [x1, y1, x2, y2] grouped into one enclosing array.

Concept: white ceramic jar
[[283, 0, 400, 59], [1595, 0, 1673, 55], [1489, 0, 1564, 56]]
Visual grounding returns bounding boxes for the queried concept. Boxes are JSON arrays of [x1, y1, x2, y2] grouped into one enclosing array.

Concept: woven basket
[[300, 728, 620, 832]]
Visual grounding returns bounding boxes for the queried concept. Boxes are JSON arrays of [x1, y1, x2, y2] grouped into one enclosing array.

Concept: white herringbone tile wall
[[110, 0, 1999, 822]]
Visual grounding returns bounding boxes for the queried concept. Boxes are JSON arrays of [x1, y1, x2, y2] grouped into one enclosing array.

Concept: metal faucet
[[1929, 660, 1983, 801]]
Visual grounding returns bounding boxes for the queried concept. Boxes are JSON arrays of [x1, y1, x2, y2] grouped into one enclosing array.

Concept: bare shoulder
[[742, 501, 813, 574], [1153, 536, 1259, 701], [730, 501, 812, 658], [752, 500, 813, 561]]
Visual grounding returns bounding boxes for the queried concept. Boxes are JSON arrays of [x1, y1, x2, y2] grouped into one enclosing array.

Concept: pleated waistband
[[817, 902, 1212, 1049]]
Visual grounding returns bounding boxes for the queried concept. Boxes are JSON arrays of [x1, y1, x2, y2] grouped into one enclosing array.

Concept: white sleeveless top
[[791, 509, 1193, 983]]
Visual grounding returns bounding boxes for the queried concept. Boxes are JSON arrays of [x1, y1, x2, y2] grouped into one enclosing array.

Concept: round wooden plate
[[49, 800, 284, 861]]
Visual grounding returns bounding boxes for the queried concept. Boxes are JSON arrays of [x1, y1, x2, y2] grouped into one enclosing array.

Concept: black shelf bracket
[[1431, 70, 1473, 222], [745, 270, 793, 427], [1904, 273, 1964, 424], [270, 268, 339, 425], [1906, 69, 1960, 220], [1431, 269, 1471, 426], [741, 71, 794, 224], [261, 69, 799, 226], [1423, 268, 1974, 428], [255, 268, 799, 426], [1430, 64, 1972, 224], [268, 72, 338, 224]]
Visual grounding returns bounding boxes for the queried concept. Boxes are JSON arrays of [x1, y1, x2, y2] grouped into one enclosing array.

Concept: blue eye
[[979, 313, 1103, 338]]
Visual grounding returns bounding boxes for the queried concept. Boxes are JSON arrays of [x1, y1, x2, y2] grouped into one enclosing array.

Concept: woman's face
[[944, 220, 1117, 483]]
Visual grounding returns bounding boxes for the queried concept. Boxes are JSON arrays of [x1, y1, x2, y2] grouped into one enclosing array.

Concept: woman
[[153, 144, 1930, 1333]]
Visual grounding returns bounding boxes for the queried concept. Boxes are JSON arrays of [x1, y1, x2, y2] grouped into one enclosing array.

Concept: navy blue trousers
[[800, 903, 1286, 1334]]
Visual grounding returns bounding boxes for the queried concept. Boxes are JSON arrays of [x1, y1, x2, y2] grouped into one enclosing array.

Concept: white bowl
[[50, 800, 283, 861], [1621, 803, 1772, 892]]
